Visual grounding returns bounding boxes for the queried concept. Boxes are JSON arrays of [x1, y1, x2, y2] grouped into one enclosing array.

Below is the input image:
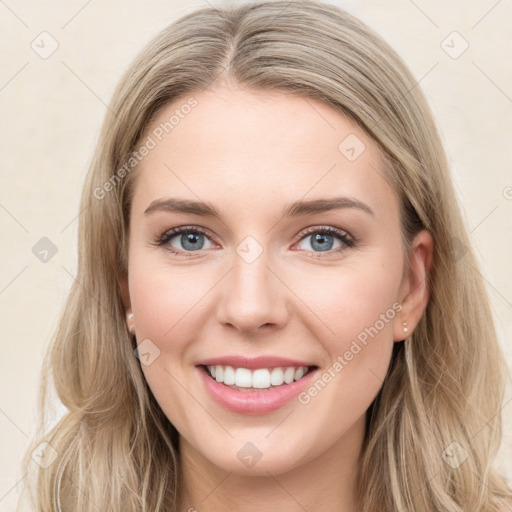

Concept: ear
[[119, 271, 135, 336], [393, 229, 434, 342]]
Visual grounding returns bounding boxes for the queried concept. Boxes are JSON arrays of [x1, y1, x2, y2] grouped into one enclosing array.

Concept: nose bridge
[[216, 236, 288, 332]]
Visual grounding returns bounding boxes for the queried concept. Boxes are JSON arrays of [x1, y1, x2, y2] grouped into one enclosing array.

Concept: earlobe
[[119, 271, 135, 334], [393, 317, 410, 343], [394, 229, 434, 342], [126, 309, 135, 335]]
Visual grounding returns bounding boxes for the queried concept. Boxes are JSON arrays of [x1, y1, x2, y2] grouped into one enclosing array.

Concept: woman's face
[[123, 83, 418, 475]]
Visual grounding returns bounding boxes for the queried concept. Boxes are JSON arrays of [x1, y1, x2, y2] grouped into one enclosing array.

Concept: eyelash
[[154, 225, 355, 258]]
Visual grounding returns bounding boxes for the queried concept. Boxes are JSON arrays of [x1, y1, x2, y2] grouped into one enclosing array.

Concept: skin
[[120, 80, 433, 512]]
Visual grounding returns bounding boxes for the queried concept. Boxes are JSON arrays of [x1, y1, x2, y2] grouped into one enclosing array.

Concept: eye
[[154, 225, 355, 258], [294, 226, 354, 255], [157, 226, 216, 256]]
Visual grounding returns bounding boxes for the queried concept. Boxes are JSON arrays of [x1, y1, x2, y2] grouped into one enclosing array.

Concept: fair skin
[[120, 81, 433, 512]]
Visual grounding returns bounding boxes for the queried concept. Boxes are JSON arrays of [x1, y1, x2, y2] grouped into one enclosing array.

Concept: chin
[[200, 440, 311, 477]]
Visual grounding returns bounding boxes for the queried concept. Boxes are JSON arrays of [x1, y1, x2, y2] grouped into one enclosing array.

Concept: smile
[[205, 364, 313, 390], [197, 361, 319, 415]]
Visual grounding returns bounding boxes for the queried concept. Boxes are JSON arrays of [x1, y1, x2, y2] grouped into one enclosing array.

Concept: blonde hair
[[19, 1, 511, 510]]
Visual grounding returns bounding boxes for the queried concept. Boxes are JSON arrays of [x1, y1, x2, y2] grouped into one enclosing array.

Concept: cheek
[[301, 251, 402, 395], [293, 268, 399, 442], [128, 260, 210, 433], [128, 259, 210, 346], [304, 254, 402, 349]]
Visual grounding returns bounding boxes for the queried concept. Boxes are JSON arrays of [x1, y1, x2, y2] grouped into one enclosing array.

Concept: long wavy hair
[[19, 1, 511, 510]]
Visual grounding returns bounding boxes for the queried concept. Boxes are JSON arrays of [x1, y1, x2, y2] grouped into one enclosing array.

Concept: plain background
[[1, 0, 511, 508]]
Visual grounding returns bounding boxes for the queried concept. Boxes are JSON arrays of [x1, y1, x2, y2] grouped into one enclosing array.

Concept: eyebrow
[[144, 196, 374, 219]]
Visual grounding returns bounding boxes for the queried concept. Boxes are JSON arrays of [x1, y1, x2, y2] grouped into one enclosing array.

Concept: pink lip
[[196, 355, 314, 369], [197, 365, 318, 415]]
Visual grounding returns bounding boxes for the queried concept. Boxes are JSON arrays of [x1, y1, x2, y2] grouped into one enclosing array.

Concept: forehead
[[131, 85, 399, 222]]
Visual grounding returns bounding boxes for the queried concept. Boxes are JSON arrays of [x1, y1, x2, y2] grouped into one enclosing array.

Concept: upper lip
[[196, 355, 316, 370]]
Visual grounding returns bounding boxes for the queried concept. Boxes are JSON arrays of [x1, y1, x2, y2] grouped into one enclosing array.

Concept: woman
[[20, 1, 512, 510]]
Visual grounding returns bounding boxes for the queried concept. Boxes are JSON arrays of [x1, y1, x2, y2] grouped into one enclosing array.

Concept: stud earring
[[403, 322, 409, 334], [126, 311, 135, 334]]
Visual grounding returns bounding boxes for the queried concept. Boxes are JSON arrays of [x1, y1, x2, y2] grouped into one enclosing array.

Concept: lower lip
[[197, 366, 318, 415]]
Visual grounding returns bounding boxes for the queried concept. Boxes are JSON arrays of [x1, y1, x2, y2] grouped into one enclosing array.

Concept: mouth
[[200, 364, 318, 392], [196, 362, 319, 415]]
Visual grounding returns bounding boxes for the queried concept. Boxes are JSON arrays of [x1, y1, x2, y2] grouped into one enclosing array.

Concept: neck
[[177, 415, 365, 512]]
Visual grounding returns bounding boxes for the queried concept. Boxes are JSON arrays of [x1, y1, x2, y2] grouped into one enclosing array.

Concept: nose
[[215, 249, 289, 334]]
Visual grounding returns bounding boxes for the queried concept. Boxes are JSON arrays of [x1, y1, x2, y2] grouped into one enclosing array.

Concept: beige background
[[1, 0, 511, 508]]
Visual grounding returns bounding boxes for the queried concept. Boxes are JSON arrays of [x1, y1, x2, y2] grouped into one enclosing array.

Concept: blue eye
[[295, 226, 354, 255], [158, 227, 214, 255], [156, 225, 354, 257]]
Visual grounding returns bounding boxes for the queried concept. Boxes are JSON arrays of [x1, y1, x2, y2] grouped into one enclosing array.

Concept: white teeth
[[283, 367, 295, 384], [235, 368, 252, 387], [205, 365, 310, 389], [252, 369, 271, 389], [295, 367, 305, 380], [270, 367, 284, 386], [223, 365, 235, 385]]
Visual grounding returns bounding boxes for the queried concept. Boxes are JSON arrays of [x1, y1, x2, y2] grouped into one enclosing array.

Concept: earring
[[403, 322, 409, 334], [126, 311, 135, 334]]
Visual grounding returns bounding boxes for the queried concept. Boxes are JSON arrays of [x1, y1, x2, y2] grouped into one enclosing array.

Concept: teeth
[[295, 367, 305, 380], [283, 367, 295, 384], [206, 365, 310, 389], [235, 368, 252, 387], [252, 369, 270, 389], [270, 367, 284, 386], [223, 366, 235, 385]]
